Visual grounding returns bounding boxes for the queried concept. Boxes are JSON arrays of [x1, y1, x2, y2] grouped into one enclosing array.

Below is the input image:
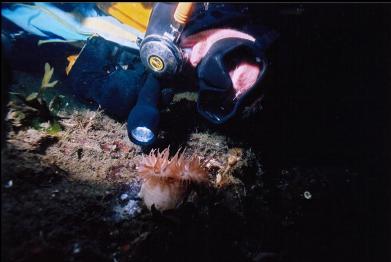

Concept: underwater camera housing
[[138, 2, 193, 78]]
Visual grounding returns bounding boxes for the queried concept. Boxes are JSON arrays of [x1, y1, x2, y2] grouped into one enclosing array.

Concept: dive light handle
[[127, 74, 161, 146]]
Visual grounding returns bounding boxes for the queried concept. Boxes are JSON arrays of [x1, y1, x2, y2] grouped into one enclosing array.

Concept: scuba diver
[[69, 3, 278, 146], [2, 2, 279, 147]]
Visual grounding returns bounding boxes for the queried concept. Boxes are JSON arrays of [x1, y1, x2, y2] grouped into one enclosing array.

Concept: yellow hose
[[174, 2, 193, 25]]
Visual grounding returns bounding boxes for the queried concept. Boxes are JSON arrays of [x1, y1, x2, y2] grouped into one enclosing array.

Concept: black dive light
[[129, 3, 193, 146], [127, 74, 161, 146], [138, 2, 193, 78]]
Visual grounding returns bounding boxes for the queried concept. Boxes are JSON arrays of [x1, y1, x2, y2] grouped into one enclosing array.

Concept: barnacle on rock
[[137, 147, 209, 211]]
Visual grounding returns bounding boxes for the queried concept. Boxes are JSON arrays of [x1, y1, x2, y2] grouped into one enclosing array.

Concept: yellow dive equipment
[[96, 2, 153, 34], [138, 2, 194, 78]]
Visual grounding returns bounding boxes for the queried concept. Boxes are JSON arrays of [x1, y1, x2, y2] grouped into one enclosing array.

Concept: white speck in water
[[113, 200, 141, 221], [112, 252, 119, 262], [72, 243, 81, 254], [4, 180, 13, 188], [120, 193, 128, 201], [281, 169, 289, 175], [304, 191, 312, 199], [112, 182, 142, 221]]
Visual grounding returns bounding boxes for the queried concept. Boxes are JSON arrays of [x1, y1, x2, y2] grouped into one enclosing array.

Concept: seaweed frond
[[7, 63, 62, 134], [41, 62, 58, 90]]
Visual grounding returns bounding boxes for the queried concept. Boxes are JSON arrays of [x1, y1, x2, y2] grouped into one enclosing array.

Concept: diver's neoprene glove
[[68, 37, 146, 119], [67, 36, 171, 146]]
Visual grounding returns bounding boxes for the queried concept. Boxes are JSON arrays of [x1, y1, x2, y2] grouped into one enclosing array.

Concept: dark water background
[[253, 4, 391, 261], [2, 3, 390, 262], [254, 4, 391, 261]]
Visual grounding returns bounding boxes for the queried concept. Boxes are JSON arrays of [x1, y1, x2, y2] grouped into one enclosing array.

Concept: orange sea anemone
[[137, 147, 209, 211]]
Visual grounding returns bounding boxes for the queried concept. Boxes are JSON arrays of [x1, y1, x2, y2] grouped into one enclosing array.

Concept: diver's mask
[[196, 38, 268, 124], [138, 2, 193, 78]]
